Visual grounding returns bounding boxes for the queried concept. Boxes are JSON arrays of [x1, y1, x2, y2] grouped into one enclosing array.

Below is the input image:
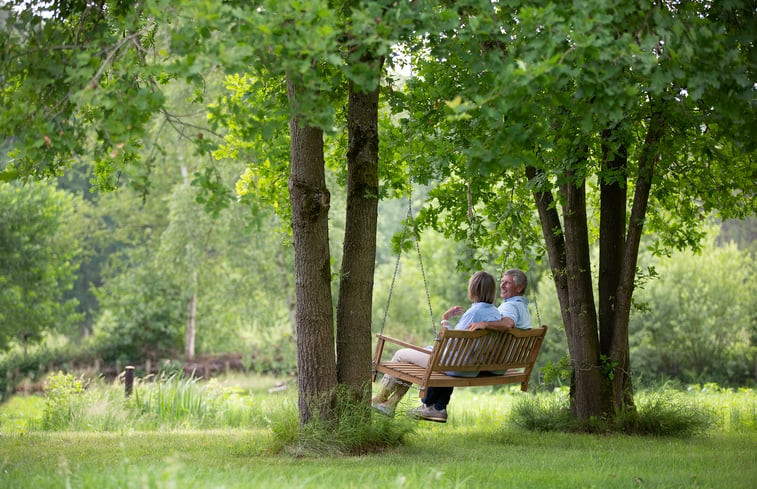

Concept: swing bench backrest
[[372, 326, 548, 398]]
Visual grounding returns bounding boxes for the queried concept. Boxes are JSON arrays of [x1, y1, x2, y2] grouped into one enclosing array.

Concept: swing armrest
[[375, 334, 431, 353], [372, 333, 431, 383]]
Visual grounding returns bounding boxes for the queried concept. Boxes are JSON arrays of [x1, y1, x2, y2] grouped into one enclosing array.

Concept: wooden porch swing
[[370, 185, 548, 398], [372, 326, 548, 397]]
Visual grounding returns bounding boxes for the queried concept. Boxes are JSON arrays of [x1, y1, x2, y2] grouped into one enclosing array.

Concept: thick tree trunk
[[287, 73, 338, 426], [599, 128, 628, 413], [336, 57, 382, 400], [598, 128, 627, 353], [611, 108, 665, 411], [561, 172, 604, 421]]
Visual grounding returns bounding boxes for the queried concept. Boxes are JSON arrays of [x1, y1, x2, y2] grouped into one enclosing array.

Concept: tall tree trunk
[[561, 171, 604, 422], [611, 108, 665, 411], [598, 128, 628, 413], [528, 164, 603, 420], [336, 56, 383, 400], [287, 73, 338, 425]]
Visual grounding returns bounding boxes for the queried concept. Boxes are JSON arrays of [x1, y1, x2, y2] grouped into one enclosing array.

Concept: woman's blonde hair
[[468, 271, 497, 304]]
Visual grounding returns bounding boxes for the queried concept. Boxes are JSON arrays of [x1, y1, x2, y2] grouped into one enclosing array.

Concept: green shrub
[[510, 391, 573, 432], [268, 386, 415, 456], [511, 386, 715, 436], [40, 371, 86, 430]]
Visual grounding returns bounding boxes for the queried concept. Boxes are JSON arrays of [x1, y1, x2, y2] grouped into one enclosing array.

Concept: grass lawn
[[1, 377, 755, 488], [2, 427, 755, 488]]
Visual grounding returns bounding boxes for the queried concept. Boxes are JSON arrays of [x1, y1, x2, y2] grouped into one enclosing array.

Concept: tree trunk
[[528, 164, 604, 421], [287, 72, 338, 425], [336, 56, 382, 400], [561, 170, 604, 421], [598, 128, 627, 353], [598, 128, 628, 413], [526, 166, 569, 328], [185, 274, 197, 361], [611, 108, 665, 411]]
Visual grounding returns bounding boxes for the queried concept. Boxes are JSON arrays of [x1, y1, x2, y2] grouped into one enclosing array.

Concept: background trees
[[1, 0, 754, 426], [630, 236, 757, 386], [0, 181, 83, 352], [402, 0, 756, 421]]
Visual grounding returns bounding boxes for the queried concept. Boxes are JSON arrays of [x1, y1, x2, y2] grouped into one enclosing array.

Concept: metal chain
[[407, 199, 437, 338], [379, 56, 435, 338], [378, 211, 408, 336]]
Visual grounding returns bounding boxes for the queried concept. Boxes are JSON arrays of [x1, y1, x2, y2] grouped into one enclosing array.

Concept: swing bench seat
[[372, 326, 548, 397]]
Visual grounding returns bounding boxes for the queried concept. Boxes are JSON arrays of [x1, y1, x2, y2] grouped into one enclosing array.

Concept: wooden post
[[125, 366, 135, 397]]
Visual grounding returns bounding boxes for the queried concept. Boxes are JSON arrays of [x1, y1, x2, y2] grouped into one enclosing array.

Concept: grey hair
[[505, 268, 528, 294]]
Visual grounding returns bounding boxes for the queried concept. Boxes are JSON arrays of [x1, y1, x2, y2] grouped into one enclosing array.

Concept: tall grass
[[8, 371, 287, 432], [266, 386, 416, 456], [2, 373, 755, 438], [508, 383, 757, 436]]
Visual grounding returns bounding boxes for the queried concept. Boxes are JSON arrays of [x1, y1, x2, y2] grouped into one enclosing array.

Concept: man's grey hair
[[505, 268, 528, 294]]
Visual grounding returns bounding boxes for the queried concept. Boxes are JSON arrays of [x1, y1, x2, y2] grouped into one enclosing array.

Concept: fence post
[[125, 365, 135, 397]]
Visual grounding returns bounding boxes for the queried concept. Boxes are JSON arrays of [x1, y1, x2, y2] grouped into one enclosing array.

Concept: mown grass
[[2, 426, 755, 488], [0, 374, 755, 488]]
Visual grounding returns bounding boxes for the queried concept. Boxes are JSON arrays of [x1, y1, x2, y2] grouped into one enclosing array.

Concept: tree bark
[[598, 128, 627, 354], [611, 108, 665, 410], [561, 170, 604, 421], [336, 56, 383, 400], [598, 128, 628, 413], [287, 72, 338, 425]]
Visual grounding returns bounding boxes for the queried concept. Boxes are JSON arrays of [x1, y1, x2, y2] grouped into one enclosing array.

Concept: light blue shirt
[[444, 302, 503, 377], [499, 296, 532, 329], [452, 302, 503, 330], [445, 297, 532, 377]]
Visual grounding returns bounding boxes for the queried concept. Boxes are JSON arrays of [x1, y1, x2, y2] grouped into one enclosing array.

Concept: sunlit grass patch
[[687, 383, 757, 432], [0, 394, 44, 432]]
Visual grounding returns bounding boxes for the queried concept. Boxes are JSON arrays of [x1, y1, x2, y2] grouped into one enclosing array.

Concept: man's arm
[[467, 317, 515, 331]]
